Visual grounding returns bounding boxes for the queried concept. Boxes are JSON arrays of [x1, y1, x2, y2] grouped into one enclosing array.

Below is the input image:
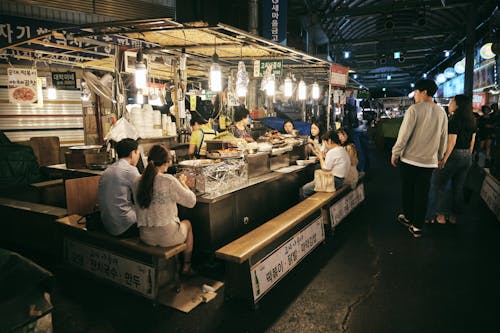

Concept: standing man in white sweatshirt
[[391, 79, 448, 238]]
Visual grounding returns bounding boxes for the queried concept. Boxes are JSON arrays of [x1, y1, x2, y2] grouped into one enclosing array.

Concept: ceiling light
[[382, 87, 386, 92], [136, 89, 144, 104], [284, 77, 293, 98], [312, 82, 320, 100], [298, 80, 306, 100], [387, 74, 392, 80], [480, 43, 495, 60], [344, 51, 351, 59], [423, 73, 427, 78], [135, 49, 147, 90], [266, 76, 275, 96], [444, 50, 450, 57], [210, 53, 222, 92], [444, 67, 456, 79], [394, 52, 401, 59], [454, 58, 465, 74], [353, 74, 358, 79], [410, 83, 415, 88], [436, 73, 446, 84]]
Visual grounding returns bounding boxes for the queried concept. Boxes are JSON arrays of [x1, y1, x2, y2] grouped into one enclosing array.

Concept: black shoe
[[397, 214, 410, 227], [408, 225, 422, 238]]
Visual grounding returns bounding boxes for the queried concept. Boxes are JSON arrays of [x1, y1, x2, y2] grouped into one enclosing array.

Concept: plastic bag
[[104, 118, 139, 142]]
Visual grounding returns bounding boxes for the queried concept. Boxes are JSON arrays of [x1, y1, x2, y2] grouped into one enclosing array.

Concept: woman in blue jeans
[[435, 95, 477, 224]]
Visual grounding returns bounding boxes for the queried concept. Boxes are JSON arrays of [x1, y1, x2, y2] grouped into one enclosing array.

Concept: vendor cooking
[[228, 106, 255, 142], [188, 116, 217, 158]]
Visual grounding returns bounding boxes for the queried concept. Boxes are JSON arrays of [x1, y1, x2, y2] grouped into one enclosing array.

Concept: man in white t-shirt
[[301, 131, 350, 198]]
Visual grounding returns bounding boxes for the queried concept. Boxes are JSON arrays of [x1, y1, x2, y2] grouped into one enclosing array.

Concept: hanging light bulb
[[47, 86, 57, 100], [135, 49, 147, 90], [266, 75, 275, 96], [312, 82, 320, 99], [298, 80, 306, 100], [284, 77, 293, 97], [387, 74, 392, 80], [136, 89, 144, 104], [210, 53, 222, 92], [236, 60, 249, 97]]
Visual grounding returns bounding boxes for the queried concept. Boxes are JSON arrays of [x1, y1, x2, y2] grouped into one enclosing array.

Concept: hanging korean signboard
[[253, 59, 283, 77], [51, 71, 77, 90], [8, 67, 38, 104], [261, 0, 288, 45], [330, 64, 348, 87]]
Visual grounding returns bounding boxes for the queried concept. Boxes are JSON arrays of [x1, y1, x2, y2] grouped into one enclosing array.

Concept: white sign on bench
[[250, 216, 325, 301], [64, 238, 156, 298], [480, 173, 500, 221], [329, 184, 365, 227]]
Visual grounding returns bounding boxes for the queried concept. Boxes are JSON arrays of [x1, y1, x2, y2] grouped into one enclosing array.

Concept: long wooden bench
[[57, 214, 186, 301], [0, 197, 68, 256], [215, 183, 353, 306], [215, 177, 366, 306]]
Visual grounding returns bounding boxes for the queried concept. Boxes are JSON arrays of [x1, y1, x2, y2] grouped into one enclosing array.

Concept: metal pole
[[247, 0, 259, 111], [327, 77, 332, 131], [464, 4, 476, 98]]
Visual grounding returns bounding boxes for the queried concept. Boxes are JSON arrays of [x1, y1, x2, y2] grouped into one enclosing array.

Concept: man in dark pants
[[391, 79, 448, 238]]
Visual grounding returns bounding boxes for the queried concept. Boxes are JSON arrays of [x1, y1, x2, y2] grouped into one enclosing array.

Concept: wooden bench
[[215, 177, 366, 306], [215, 184, 352, 306], [0, 197, 68, 256], [57, 214, 186, 302]]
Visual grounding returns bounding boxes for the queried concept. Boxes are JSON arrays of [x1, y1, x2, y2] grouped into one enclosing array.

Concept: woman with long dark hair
[[306, 121, 326, 156], [434, 94, 476, 224], [135, 145, 196, 275]]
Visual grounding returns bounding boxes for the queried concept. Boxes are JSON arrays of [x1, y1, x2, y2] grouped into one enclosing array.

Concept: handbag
[[314, 169, 336, 192]]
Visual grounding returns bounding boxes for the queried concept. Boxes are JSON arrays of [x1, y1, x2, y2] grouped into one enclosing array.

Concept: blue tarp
[[255, 117, 311, 136]]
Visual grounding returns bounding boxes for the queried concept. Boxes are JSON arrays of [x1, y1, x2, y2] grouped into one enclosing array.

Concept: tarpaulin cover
[[0, 144, 41, 190], [256, 117, 311, 136]]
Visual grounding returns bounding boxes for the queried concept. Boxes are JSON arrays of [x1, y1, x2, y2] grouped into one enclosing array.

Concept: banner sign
[[1, 15, 157, 64], [330, 64, 349, 87], [261, 0, 287, 45], [329, 184, 365, 227], [8, 67, 38, 104], [250, 216, 324, 301], [51, 71, 77, 90], [64, 238, 156, 298], [480, 173, 500, 221], [253, 59, 283, 77]]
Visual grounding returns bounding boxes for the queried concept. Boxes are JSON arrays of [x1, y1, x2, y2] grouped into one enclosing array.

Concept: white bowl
[[296, 160, 305, 166], [308, 156, 318, 162]]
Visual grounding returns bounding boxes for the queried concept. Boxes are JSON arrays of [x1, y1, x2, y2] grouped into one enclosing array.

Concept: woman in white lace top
[[135, 145, 196, 275]]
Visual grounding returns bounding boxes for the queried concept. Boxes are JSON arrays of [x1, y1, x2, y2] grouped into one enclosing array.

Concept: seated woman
[[188, 116, 217, 158], [135, 145, 196, 275], [300, 131, 350, 198], [306, 121, 327, 157], [282, 119, 295, 135], [337, 128, 360, 188], [228, 106, 255, 142]]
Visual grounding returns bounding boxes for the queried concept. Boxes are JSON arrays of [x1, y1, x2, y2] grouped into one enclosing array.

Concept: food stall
[[0, 18, 345, 255]]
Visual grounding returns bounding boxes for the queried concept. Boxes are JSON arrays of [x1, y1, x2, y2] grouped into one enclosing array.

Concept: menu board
[[8, 67, 38, 104], [330, 64, 348, 87]]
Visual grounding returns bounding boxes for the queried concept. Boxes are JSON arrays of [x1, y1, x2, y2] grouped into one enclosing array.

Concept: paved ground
[[7, 145, 500, 333]]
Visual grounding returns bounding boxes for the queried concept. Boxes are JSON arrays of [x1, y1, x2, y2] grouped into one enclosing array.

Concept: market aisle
[[51, 144, 500, 333]]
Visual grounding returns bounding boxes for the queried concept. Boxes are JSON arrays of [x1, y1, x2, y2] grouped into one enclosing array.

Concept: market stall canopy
[[0, 18, 341, 83]]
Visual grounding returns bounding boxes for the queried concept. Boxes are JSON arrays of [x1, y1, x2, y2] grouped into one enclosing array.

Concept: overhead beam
[[323, 0, 471, 18]]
